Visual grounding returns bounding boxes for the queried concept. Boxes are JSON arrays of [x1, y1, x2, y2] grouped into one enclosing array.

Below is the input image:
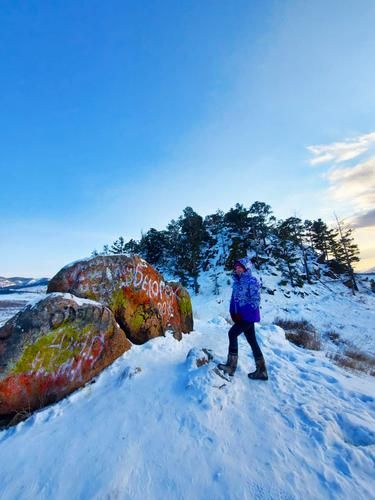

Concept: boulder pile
[[0, 255, 193, 418]]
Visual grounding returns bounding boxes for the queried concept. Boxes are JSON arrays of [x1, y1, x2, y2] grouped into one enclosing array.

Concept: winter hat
[[234, 257, 252, 272]]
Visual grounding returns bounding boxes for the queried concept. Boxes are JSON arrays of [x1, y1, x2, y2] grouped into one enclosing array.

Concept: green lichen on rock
[[130, 307, 145, 331], [110, 288, 129, 315], [11, 323, 94, 375], [85, 290, 98, 301], [178, 294, 193, 316]]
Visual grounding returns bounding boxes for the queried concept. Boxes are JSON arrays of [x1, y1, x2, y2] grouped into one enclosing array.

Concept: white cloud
[[326, 157, 375, 210], [307, 132, 375, 166], [307, 133, 375, 271]]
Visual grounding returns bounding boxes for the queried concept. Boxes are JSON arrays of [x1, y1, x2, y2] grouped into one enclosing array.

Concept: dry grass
[[0, 407, 32, 430], [274, 317, 321, 351], [325, 330, 342, 345], [327, 349, 375, 376], [323, 329, 375, 376]]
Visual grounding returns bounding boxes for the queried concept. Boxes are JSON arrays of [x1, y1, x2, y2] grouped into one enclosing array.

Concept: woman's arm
[[248, 276, 261, 308]]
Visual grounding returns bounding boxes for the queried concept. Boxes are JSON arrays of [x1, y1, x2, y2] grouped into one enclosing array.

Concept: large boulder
[[47, 255, 194, 344], [0, 293, 131, 416]]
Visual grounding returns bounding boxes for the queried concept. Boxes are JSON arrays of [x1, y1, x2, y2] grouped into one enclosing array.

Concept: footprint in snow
[[355, 393, 375, 405], [336, 413, 375, 447]]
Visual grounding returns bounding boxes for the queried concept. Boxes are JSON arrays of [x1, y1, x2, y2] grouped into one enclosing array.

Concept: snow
[[0, 286, 47, 326], [0, 285, 47, 303], [61, 256, 93, 271], [45, 292, 103, 308], [0, 275, 374, 499], [259, 271, 375, 355]]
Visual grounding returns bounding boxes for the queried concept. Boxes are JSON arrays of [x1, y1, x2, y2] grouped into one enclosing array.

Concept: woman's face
[[234, 264, 245, 276]]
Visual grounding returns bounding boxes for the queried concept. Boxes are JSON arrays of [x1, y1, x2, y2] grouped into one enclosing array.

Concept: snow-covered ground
[[0, 286, 47, 326], [260, 272, 375, 356], [0, 277, 374, 500]]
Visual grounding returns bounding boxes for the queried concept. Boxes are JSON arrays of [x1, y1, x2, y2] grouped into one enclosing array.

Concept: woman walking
[[218, 257, 268, 380]]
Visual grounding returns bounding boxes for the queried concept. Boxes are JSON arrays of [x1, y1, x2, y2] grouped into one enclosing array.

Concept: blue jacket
[[230, 258, 261, 323]]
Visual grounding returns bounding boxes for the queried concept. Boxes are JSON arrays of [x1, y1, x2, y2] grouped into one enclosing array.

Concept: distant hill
[[358, 268, 375, 276], [0, 276, 49, 290]]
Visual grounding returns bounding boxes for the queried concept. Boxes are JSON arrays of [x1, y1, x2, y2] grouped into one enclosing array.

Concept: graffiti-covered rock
[[47, 255, 194, 344], [0, 293, 131, 416]]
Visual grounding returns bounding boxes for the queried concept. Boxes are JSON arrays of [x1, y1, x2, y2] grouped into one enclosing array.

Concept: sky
[[1, 0, 375, 277]]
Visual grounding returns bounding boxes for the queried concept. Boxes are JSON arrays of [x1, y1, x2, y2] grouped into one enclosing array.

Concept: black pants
[[228, 321, 263, 360]]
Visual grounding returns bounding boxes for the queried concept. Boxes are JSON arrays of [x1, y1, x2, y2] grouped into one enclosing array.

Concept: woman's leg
[[228, 322, 243, 354], [217, 323, 242, 375], [243, 322, 263, 360]]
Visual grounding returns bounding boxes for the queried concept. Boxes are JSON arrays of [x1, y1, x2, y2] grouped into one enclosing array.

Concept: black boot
[[218, 352, 238, 376], [248, 356, 268, 381]]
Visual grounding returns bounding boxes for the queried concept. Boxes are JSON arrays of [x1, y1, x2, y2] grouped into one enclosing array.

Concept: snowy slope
[[259, 272, 375, 356], [0, 282, 374, 500]]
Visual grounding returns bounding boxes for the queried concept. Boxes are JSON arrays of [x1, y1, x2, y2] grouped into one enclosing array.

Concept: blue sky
[[1, 0, 375, 276]]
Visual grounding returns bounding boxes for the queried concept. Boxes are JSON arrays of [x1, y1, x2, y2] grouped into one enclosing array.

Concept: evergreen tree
[[224, 203, 250, 238], [203, 210, 228, 267], [123, 238, 141, 254], [326, 228, 345, 270], [225, 237, 249, 270], [273, 218, 304, 287], [248, 201, 275, 247], [110, 236, 127, 254], [165, 219, 182, 274], [175, 207, 207, 294], [287, 216, 312, 283], [311, 219, 331, 260], [334, 215, 360, 293], [303, 220, 314, 249], [139, 228, 168, 266]]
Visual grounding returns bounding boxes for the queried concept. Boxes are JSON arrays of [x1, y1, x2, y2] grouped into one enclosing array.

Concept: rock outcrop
[[47, 255, 194, 344], [0, 293, 131, 416]]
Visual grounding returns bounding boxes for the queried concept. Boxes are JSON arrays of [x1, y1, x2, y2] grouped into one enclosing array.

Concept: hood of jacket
[[233, 257, 252, 275]]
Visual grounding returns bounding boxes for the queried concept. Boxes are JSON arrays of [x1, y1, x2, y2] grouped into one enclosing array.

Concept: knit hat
[[234, 257, 252, 272]]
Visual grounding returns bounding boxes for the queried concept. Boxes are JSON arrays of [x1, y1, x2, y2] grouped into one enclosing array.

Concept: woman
[[218, 257, 268, 380]]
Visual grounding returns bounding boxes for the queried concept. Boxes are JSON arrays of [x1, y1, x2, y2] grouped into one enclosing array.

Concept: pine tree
[[304, 220, 314, 249], [273, 218, 304, 287], [139, 228, 168, 266], [175, 207, 207, 294], [310, 219, 332, 262], [287, 216, 312, 283], [326, 228, 346, 272], [123, 238, 140, 254], [334, 215, 360, 293], [248, 201, 274, 246], [204, 210, 228, 267], [224, 203, 250, 238], [165, 219, 182, 275], [110, 236, 127, 254], [225, 237, 249, 270]]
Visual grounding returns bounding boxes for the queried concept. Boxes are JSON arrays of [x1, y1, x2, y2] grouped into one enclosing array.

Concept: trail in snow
[[0, 294, 374, 500]]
